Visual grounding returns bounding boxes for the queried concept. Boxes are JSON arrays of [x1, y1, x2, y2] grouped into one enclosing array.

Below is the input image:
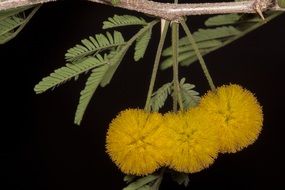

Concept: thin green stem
[[180, 20, 216, 91], [144, 20, 170, 111], [171, 23, 178, 112], [172, 22, 184, 112], [171, 0, 183, 112]]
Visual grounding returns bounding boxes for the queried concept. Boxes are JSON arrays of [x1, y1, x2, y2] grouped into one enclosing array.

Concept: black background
[[1, 1, 285, 189]]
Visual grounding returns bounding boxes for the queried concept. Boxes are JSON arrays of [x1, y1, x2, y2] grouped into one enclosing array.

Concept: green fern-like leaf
[[161, 40, 222, 69], [180, 78, 200, 109], [161, 12, 282, 69], [124, 175, 137, 184], [0, 31, 12, 42], [0, 6, 39, 44], [204, 14, 262, 27], [101, 20, 158, 87], [0, 6, 33, 19], [205, 14, 242, 26], [102, 14, 147, 29], [74, 64, 109, 125], [100, 46, 128, 87], [176, 26, 240, 46], [123, 174, 159, 190], [171, 172, 190, 187], [35, 19, 158, 125], [65, 31, 125, 62], [161, 49, 208, 70], [134, 28, 152, 61], [161, 26, 240, 69], [34, 56, 106, 94], [0, 15, 24, 39], [150, 82, 172, 112], [162, 40, 222, 57], [136, 185, 151, 190]]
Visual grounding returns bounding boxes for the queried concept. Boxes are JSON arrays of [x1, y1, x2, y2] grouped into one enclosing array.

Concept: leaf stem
[[181, 20, 216, 91], [144, 20, 170, 111]]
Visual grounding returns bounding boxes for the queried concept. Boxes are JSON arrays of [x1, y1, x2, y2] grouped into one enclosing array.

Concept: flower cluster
[[106, 84, 263, 175]]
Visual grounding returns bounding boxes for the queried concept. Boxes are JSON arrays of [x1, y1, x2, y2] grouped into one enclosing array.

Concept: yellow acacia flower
[[105, 109, 168, 176], [163, 108, 220, 173], [199, 84, 263, 153]]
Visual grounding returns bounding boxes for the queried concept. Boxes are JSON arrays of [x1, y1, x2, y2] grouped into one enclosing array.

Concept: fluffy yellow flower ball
[[106, 109, 168, 176], [199, 84, 263, 153], [163, 108, 220, 173]]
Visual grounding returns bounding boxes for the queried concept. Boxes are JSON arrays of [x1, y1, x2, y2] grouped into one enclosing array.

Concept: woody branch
[[0, 0, 284, 20]]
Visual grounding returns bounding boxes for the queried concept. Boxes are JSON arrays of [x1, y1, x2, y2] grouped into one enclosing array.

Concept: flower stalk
[[181, 20, 216, 91], [171, 22, 184, 112], [144, 20, 170, 111]]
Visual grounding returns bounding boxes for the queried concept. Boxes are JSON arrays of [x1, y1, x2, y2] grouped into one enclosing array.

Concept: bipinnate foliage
[[34, 15, 157, 125], [171, 172, 190, 187], [161, 12, 282, 70], [122, 171, 190, 190], [75, 63, 109, 125], [65, 31, 125, 62], [179, 78, 200, 109], [102, 14, 147, 29], [34, 56, 106, 94], [100, 19, 157, 87], [150, 82, 172, 112], [134, 28, 152, 61], [0, 5, 40, 44], [123, 174, 160, 190], [150, 78, 200, 112]]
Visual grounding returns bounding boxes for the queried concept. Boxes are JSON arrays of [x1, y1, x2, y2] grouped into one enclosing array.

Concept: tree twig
[[0, 0, 284, 20], [0, 0, 56, 10]]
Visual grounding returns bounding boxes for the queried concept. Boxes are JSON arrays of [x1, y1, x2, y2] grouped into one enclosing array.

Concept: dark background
[[1, 1, 285, 189]]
